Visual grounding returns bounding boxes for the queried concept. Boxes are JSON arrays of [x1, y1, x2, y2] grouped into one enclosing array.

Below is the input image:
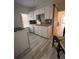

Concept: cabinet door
[[38, 8, 44, 14], [34, 11, 37, 20], [49, 5, 53, 19], [34, 26, 39, 34], [38, 26, 42, 35], [40, 26, 48, 38], [34, 8, 44, 20], [34, 10, 39, 20], [34, 10, 39, 16], [44, 6, 50, 19], [29, 25, 33, 32], [29, 11, 34, 20]]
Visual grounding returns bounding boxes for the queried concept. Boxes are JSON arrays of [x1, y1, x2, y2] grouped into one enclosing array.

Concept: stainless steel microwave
[[29, 20, 36, 24]]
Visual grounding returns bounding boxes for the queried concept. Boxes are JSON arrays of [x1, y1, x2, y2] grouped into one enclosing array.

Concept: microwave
[[29, 20, 36, 24]]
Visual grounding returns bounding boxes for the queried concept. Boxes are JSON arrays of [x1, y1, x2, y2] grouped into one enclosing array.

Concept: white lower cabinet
[[29, 25, 33, 32], [30, 25, 52, 38], [29, 25, 35, 33], [40, 27, 48, 38], [34, 26, 39, 34], [34, 25, 52, 38]]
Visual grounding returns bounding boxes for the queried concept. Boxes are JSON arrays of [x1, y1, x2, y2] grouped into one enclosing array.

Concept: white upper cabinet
[[49, 5, 53, 19], [34, 10, 38, 20], [34, 8, 44, 20], [28, 11, 34, 20], [34, 8, 44, 15], [28, 5, 53, 20], [38, 8, 44, 14], [44, 5, 53, 19], [34, 10, 39, 16], [44, 6, 50, 19]]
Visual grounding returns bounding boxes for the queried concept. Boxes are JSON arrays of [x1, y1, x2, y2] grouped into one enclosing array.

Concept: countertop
[[35, 24, 52, 27]]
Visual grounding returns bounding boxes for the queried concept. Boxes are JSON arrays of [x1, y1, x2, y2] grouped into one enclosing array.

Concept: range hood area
[[36, 14, 44, 24], [29, 13, 52, 25]]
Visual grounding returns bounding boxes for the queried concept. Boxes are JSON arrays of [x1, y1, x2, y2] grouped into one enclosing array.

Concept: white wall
[[14, 13, 23, 28], [14, 3, 32, 28]]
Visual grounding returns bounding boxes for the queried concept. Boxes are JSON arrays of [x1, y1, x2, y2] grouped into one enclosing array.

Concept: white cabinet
[[34, 8, 44, 15], [34, 25, 52, 38], [34, 11, 36, 20], [40, 26, 48, 38], [34, 10, 38, 20], [44, 5, 53, 19], [28, 5, 53, 20], [28, 11, 34, 20], [34, 10, 39, 16], [29, 25, 34, 32], [38, 8, 44, 14], [44, 6, 50, 19], [34, 8, 44, 20], [34, 9, 40, 19], [34, 26, 39, 34], [30, 25, 33, 32], [49, 5, 53, 19]]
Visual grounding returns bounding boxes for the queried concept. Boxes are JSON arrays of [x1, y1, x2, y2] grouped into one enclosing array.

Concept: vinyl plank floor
[[20, 33, 65, 59], [22, 33, 48, 59]]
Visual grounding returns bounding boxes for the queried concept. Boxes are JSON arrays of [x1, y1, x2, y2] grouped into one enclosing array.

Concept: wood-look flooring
[[16, 33, 65, 59]]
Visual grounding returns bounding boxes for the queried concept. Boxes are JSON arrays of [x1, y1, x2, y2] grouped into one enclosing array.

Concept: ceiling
[[14, 0, 65, 11], [54, 0, 65, 11]]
